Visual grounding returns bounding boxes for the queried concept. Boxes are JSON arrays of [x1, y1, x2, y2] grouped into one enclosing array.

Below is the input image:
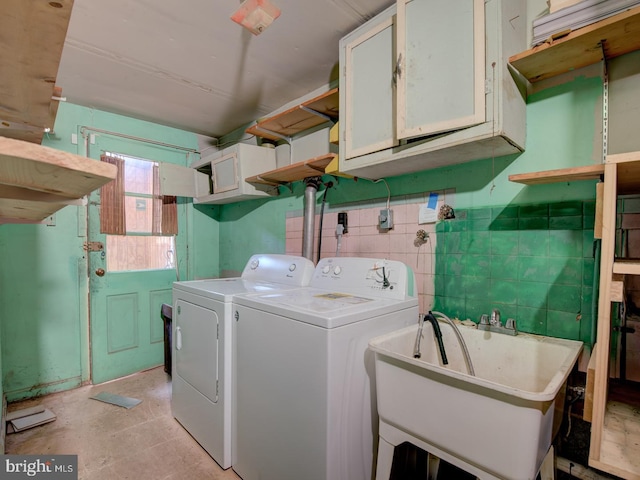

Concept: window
[[100, 154, 177, 272]]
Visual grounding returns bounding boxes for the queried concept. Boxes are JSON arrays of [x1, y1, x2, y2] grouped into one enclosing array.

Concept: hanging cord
[[316, 181, 334, 263], [336, 225, 344, 256], [564, 387, 585, 440], [371, 178, 391, 209]]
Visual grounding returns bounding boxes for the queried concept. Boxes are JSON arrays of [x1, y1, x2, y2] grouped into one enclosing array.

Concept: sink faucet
[[479, 309, 517, 336], [413, 312, 448, 365]]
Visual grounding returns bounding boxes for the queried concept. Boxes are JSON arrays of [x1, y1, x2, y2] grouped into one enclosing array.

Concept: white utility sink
[[369, 322, 583, 480]]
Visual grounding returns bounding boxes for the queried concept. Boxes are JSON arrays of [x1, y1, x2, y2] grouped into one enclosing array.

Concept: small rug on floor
[[90, 392, 142, 409]]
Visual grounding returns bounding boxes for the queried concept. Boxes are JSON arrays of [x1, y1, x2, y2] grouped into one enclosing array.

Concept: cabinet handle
[[393, 53, 403, 86]]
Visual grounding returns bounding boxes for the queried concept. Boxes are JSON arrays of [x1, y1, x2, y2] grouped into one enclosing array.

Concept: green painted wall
[[0, 103, 214, 400]]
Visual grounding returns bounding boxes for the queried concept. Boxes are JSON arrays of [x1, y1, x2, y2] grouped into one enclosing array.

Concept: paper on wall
[[419, 193, 440, 224]]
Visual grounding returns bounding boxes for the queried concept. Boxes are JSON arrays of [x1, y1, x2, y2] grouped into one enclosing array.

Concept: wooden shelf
[[613, 259, 640, 275], [508, 164, 604, 185], [0, 137, 118, 222], [0, 0, 73, 143], [589, 150, 640, 479], [246, 153, 336, 186], [509, 5, 640, 83], [590, 399, 640, 479], [245, 88, 338, 141]]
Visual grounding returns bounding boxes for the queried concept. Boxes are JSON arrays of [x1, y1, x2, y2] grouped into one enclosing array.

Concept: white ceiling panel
[[56, 0, 395, 137]]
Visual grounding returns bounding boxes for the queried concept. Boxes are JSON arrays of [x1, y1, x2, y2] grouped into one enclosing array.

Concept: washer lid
[[234, 288, 418, 328], [172, 278, 299, 301]]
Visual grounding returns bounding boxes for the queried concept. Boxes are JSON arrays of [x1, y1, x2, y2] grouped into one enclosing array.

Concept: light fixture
[[231, 0, 281, 36]]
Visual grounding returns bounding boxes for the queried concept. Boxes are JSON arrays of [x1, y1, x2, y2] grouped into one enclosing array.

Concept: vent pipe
[[302, 177, 321, 262]]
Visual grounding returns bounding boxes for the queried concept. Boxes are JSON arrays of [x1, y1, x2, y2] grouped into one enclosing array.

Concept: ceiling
[[55, 0, 395, 139]]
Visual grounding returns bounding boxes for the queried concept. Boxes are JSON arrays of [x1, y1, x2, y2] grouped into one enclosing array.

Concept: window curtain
[[153, 164, 178, 235], [100, 154, 178, 235], [100, 154, 126, 235]]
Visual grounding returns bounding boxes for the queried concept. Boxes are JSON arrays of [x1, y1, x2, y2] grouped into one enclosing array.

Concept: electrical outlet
[[337, 211, 348, 233], [379, 208, 393, 229]]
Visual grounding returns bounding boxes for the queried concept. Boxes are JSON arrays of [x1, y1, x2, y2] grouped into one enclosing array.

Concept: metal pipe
[[302, 177, 320, 261], [80, 126, 200, 154]]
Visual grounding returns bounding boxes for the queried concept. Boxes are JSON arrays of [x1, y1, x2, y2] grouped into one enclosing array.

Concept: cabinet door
[[211, 153, 239, 194], [344, 14, 397, 160], [397, 0, 485, 140], [159, 162, 210, 197]]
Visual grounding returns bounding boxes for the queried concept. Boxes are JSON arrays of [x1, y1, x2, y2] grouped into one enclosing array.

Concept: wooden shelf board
[[590, 398, 640, 480], [0, 0, 73, 143], [0, 137, 117, 221], [613, 259, 640, 275], [610, 273, 625, 303], [508, 164, 604, 185], [509, 5, 640, 83], [246, 88, 338, 141], [246, 153, 336, 185]]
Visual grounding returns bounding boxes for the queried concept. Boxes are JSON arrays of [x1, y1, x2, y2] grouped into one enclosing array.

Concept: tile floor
[[5, 367, 241, 480]]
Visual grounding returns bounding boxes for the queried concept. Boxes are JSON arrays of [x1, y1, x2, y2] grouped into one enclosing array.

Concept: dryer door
[[175, 299, 219, 402]]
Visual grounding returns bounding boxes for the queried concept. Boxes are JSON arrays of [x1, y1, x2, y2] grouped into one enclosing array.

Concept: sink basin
[[369, 323, 583, 479]]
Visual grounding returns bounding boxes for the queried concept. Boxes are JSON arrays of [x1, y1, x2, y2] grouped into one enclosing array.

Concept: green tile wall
[[433, 200, 596, 346]]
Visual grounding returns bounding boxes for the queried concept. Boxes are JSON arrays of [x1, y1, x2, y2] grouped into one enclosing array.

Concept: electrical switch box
[[379, 208, 393, 229]]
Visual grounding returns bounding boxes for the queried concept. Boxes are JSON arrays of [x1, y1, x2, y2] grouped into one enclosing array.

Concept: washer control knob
[[289, 263, 297, 272], [322, 265, 331, 274], [333, 265, 342, 275], [250, 259, 259, 270]]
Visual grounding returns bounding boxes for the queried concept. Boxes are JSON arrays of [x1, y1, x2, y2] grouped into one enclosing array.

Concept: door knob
[[95, 268, 105, 277]]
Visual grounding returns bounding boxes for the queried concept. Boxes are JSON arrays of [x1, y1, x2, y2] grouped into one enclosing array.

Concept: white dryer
[[171, 254, 315, 469], [232, 257, 419, 480]]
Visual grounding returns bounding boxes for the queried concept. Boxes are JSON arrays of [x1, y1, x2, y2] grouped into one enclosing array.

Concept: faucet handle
[[490, 308, 501, 326], [505, 318, 516, 330], [479, 314, 490, 326]]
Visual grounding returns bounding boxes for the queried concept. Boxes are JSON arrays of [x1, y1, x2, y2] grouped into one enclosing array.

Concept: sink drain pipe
[[302, 177, 321, 262]]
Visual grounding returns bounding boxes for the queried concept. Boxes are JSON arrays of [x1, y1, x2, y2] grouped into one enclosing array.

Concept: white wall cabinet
[[339, 0, 526, 179], [160, 143, 277, 204]]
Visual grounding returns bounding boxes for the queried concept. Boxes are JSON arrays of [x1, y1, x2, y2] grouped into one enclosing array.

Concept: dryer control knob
[[250, 259, 260, 270], [322, 265, 331, 274], [333, 266, 342, 275], [289, 263, 297, 272]]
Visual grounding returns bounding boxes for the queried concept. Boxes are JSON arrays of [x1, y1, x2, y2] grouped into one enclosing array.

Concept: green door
[[86, 136, 185, 384]]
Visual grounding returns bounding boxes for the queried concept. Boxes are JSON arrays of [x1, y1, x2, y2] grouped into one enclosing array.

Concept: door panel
[[106, 293, 139, 352], [397, 0, 485, 139], [174, 299, 219, 402], [344, 15, 397, 159]]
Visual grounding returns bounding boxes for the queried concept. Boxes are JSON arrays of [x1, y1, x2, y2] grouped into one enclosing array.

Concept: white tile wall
[[285, 198, 444, 313]]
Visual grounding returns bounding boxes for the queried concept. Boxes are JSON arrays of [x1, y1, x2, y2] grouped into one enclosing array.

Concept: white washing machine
[[232, 257, 419, 480], [171, 254, 315, 469]]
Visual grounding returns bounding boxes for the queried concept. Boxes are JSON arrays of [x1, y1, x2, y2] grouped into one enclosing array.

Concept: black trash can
[[161, 303, 172, 375]]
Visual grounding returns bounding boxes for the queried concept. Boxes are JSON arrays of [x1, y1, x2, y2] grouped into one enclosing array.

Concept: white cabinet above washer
[[160, 143, 277, 204], [339, 0, 526, 179]]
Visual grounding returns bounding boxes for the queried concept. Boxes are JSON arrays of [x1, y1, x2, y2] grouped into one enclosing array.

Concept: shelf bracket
[[252, 126, 292, 144], [252, 175, 293, 194], [298, 106, 334, 124], [277, 183, 293, 194]]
